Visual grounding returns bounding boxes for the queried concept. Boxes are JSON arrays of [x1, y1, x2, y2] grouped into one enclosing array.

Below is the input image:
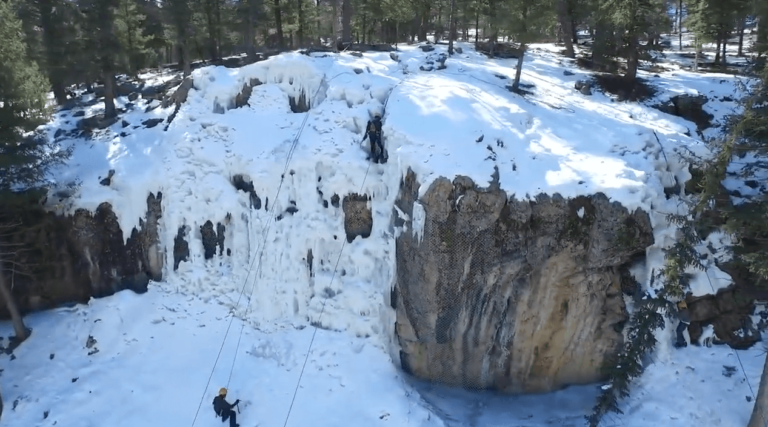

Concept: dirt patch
[[593, 74, 657, 102], [576, 56, 621, 74]]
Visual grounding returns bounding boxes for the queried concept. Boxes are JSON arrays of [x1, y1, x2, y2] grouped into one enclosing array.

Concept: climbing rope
[[280, 75, 409, 427], [189, 70, 350, 427], [190, 65, 403, 427]]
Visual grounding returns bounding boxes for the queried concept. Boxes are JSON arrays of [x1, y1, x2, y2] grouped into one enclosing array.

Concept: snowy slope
[[1, 41, 764, 427]]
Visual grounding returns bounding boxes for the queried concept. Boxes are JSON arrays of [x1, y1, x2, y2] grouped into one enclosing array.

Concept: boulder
[[142, 118, 164, 128], [686, 286, 758, 349], [653, 94, 713, 130], [162, 77, 194, 108]]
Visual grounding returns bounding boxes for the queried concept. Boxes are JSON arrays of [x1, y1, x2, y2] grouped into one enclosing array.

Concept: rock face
[[686, 286, 758, 349], [342, 193, 373, 243], [654, 94, 714, 130], [393, 170, 653, 393], [0, 193, 164, 319]]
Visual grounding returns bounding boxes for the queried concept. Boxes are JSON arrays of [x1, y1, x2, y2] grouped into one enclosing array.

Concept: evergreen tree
[[0, 0, 70, 344], [79, 0, 120, 118], [602, 0, 667, 81], [0, 0, 63, 194], [115, 0, 151, 75], [164, 0, 193, 75]]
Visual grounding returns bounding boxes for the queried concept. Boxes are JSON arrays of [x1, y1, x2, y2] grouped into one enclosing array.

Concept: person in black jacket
[[212, 388, 240, 427], [674, 300, 691, 348], [362, 113, 384, 163]]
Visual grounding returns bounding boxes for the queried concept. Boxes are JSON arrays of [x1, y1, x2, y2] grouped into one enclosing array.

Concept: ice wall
[[158, 53, 406, 355]]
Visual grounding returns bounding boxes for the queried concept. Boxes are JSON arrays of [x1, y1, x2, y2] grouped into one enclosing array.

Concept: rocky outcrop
[[342, 194, 372, 243], [233, 78, 263, 109], [0, 193, 164, 319], [393, 170, 653, 393], [686, 286, 759, 349], [232, 174, 262, 209], [173, 226, 190, 270], [653, 94, 714, 131]]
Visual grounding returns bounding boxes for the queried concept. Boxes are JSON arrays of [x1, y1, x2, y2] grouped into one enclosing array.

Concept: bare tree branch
[[0, 267, 35, 279]]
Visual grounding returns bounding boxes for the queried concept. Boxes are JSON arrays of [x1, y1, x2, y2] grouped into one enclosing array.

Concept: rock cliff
[[392, 170, 654, 393], [0, 193, 163, 318]]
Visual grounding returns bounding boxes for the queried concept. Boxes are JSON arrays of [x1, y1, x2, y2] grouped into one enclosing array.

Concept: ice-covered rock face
[[393, 169, 654, 393]]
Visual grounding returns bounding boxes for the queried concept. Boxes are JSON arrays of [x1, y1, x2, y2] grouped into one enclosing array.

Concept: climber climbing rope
[[188, 70, 357, 427], [280, 73, 410, 427]]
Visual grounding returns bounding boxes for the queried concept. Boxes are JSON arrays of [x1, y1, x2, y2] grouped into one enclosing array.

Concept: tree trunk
[[715, 37, 721, 64], [474, 6, 479, 44], [435, 3, 443, 43], [97, 0, 117, 118], [722, 32, 727, 69], [103, 71, 117, 118], [274, 0, 285, 48], [571, 19, 578, 45], [298, 0, 305, 47], [678, 0, 683, 50], [557, 0, 575, 58], [245, 0, 258, 61], [747, 351, 768, 427], [38, 0, 67, 105], [448, 0, 456, 54], [694, 36, 699, 72], [418, 5, 428, 42], [204, 0, 217, 60], [511, 43, 526, 91], [625, 33, 639, 82], [331, 0, 338, 49], [738, 18, 745, 56], [215, 0, 222, 58], [593, 19, 609, 66], [316, 0, 322, 46], [0, 272, 28, 342], [341, 0, 352, 43]]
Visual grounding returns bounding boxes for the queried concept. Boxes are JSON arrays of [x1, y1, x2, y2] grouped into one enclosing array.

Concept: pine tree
[[505, 0, 555, 91], [0, 0, 71, 344], [602, 0, 667, 81], [115, 0, 151, 75], [0, 0, 62, 194], [164, 0, 193, 75]]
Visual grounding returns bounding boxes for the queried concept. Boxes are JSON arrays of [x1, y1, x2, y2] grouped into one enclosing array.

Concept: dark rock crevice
[[653, 94, 714, 131], [232, 174, 262, 209]]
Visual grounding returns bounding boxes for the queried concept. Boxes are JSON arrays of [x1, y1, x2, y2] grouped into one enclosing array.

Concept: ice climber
[[362, 113, 385, 163], [213, 387, 240, 427], [674, 300, 691, 348]]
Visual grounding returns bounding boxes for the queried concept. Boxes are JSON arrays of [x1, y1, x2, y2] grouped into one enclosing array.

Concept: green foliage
[[588, 212, 704, 425], [586, 295, 669, 426], [614, 217, 637, 250], [0, 0, 72, 206], [115, 0, 152, 73]]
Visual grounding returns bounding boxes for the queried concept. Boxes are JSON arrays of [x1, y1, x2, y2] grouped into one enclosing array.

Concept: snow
[[3, 38, 765, 427], [0, 288, 440, 427]]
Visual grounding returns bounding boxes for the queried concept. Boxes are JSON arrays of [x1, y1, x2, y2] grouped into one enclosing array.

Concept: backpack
[[368, 120, 381, 136], [212, 396, 223, 417]]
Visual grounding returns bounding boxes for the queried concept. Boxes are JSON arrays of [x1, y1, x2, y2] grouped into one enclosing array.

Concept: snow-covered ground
[[1, 40, 764, 427]]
